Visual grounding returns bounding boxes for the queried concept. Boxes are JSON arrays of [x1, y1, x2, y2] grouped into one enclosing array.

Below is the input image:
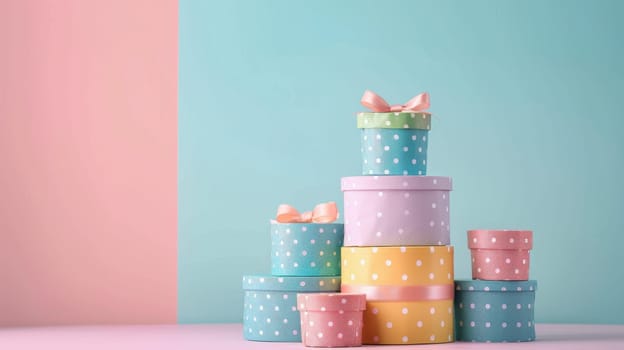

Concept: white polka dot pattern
[[361, 129, 429, 176], [454, 280, 537, 342], [341, 246, 454, 286], [242, 275, 341, 342], [467, 230, 533, 280], [341, 246, 454, 344], [467, 230, 533, 250], [362, 300, 455, 344], [342, 176, 451, 246], [297, 293, 366, 347], [271, 223, 344, 276], [356, 112, 432, 130]]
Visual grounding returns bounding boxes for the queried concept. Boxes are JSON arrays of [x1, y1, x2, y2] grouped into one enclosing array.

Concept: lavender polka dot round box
[[341, 176, 452, 246], [358, 112, 431, 176], [243, 275, 341, 342], [271, 223, 344, 276], [454, 280, 537, 342]]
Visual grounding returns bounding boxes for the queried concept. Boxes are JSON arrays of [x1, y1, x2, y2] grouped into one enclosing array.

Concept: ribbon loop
[[276, 204, 302, 223], [361, 90, 430, 113], [276, 202, 338, 223]]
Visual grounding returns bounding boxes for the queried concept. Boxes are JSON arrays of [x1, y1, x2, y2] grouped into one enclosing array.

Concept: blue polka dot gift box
[[454, 280, 537, 343], [358, 90, 432, 176], [243, 275, 341, 342], [271, 222, 344, 276], [272, 202, 344, 276]]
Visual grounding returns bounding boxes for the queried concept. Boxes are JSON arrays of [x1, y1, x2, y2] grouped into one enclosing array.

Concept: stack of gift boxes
[[242, 202, 345, 342], [242, 90, 538, 346], [339, 91, 455, 345], [454, 229, 537, 342]]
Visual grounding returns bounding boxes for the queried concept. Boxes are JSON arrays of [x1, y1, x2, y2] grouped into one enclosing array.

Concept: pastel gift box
[[454, 280, 537, 342], [243, 275, 341, 342], [340, 246, 454, 344], [341, 176, 451, 246], [271, 223, 344, 276], [468, 230, 533, 280], [297, 293, 367, 347], [358, 112, 431, 176]]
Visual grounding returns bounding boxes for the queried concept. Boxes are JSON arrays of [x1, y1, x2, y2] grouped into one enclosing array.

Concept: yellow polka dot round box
[[454, 280, 537, 342], [271, 223, 344, 276], [342, 176, 452, 246], [340, 246, 455, 344], [243, 275, 341, 342], [357, 90, 432, 176]]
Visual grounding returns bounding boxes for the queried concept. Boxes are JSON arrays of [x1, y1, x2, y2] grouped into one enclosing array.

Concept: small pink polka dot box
[[297, 293, 367, 347], [468, 230, 533, 281], [342, 176, 452, 246]]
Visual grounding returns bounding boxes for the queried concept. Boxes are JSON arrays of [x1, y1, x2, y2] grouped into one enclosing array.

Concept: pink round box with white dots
[[468, 230, 533, 281], [297, 293, 366, 347]]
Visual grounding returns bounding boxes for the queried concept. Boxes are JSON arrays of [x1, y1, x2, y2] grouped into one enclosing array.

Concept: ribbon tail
[[360, 90, 391, 112]]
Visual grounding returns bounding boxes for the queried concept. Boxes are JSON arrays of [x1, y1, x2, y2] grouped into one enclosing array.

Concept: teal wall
[[179, 0, 624, 324]]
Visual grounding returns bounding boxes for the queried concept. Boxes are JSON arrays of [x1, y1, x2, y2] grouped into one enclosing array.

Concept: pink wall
[[0, 0, 177, 326]]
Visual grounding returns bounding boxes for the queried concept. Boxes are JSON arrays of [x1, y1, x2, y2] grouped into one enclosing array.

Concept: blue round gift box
[[271, 223, 344, 276], [360, 128, 429, 176], [243, 275, 342, 342], [454, 280, 537, 342]]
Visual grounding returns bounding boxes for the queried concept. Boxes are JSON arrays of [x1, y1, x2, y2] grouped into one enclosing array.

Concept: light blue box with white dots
[[360, 128, 429, 176], [243, 275, 342, 342], [271, 223, 344, 276], [358, 112, 431, 176], [454, 280, 537, 342]]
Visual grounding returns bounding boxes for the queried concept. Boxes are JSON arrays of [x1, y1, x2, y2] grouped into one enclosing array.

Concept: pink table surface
[[1, 323, 622, 349]]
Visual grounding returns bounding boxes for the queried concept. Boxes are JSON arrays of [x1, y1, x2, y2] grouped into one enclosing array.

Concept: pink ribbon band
[[360, 90, 430, 113], [341, 284, 453, 302], [276, 202, 338, 223]]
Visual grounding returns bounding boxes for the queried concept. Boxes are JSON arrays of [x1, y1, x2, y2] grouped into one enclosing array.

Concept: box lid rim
[[454, 279, 538, 292]]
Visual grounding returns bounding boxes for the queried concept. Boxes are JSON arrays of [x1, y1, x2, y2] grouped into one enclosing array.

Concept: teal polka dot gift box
[[271, 222, 344, 276], [454, 280, 537, 342], [243, 275, 341, 342], [358, 90, 432, 176], [271, 202, 344, 276]]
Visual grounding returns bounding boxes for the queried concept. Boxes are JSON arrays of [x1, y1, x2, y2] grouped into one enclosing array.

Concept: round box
[[297, 293, 367, 347], [341, 246, 455, 344], [358, 112, 431, 176], [271, 223, 344, 276], [243, 275, 342, 342], [454, 280, 537, 342], [341, 176, 452, 246], [468, 230, 533, 280]]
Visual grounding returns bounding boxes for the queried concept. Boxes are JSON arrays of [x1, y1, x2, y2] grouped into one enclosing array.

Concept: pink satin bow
[[276, 202, 338, 223], [361, 90, 430, 112]]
